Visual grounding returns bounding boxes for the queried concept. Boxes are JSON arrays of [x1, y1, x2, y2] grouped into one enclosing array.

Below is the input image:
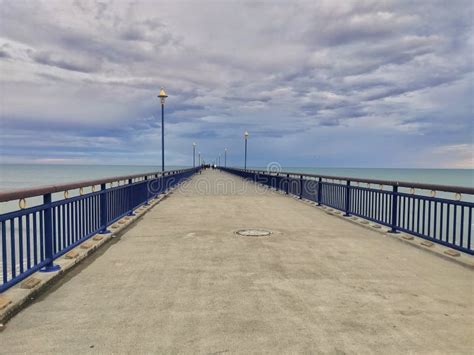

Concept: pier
[[0, 169, 473, 353]]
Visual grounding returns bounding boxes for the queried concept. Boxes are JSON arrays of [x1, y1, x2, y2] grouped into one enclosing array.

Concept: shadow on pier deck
[[1, 170, 473, 353]]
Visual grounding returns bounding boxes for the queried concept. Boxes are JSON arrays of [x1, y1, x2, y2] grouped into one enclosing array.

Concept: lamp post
[[224, 148, 227, 167], [244, 130, 249, 169], [218, 154, 221, 167], [198, 151, 201, 166], [193, 142, 196, 168], [158, 88, 168, 172]]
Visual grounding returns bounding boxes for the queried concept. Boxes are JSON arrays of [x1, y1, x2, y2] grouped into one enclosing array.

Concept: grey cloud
[[0, 50, 11, 58], [0, 0, 472, 167], [0, 44, 12, 58], [32, 50, 102, 73]]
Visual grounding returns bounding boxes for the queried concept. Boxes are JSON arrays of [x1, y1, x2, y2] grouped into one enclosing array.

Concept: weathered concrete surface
[[1, 170, 473, 354]]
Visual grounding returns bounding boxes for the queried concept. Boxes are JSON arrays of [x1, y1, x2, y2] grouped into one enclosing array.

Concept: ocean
[[1, 164, 473, 191]]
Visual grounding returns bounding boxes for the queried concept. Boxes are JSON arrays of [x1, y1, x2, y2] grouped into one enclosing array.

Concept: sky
[[0, 0, 473, 168]]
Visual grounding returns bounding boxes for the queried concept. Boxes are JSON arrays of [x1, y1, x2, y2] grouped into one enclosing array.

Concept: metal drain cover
[[236, 229, 271, 237]]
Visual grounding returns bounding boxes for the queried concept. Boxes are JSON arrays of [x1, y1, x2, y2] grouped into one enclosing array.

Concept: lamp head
[[158, 87, 168, 104], [193, 142, 196, 147], [244, 131, 249, 139]]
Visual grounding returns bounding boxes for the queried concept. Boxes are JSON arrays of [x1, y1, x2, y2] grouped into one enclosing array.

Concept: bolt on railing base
[[99, 229, 111, 234], [40, 264, 61, 273], [387, 230, 399, 234]]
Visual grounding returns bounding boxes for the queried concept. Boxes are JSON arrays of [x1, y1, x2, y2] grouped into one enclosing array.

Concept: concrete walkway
[[1, 170, 473, 354]]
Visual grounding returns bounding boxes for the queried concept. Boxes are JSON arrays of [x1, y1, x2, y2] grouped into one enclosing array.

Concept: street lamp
[[224, 148, 227, 167], [218, 154, 221, 167], [193, 142, 196, 168], [244, 130, 249, 169], [158, 87, 168, 172], [198, 151, 201, 166]]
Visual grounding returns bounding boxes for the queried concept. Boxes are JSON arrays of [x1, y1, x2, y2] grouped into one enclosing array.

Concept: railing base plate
[[40, 264, 61, 273]]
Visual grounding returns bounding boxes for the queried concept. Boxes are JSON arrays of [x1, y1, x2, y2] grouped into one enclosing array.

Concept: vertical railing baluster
[[468, 207, 472, 251], [440, 203, 444, 242], [33, 212, 38, 265], [421, 199, 426, 236], [416, 199, 420, 234], [68, 202, 72, 246], [446, 204, 450, 243], [10, 219, 16, 277], [1, 221, 7, 284], [18, 216, 24, 273], [75, 200, 79, 242], [428, 199, 432, 238], [61, 204, 66, 251], [52, 205, 57, 254], [26, 214, 31, 270], [39, 211, 44, 261], [453, 205, 457, 246]]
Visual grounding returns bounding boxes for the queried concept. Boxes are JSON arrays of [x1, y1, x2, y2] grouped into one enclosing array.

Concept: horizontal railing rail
[[0, 169, 194, 202], [226, 168, 474, 194], [0, 167, 200, 292], [220, 167, 474, 255]]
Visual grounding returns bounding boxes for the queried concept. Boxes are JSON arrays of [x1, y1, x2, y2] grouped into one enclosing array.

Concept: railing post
[[99, 183, 111, 234], [317, 177, 322, 205], [344, 180, 351, 216], [299, 175, 303, 199], [41, 193, 60, 272], [286, 174, 289, 194], [154, 174, 161, 197], [127, 179, 135, 216], [144, 176, 149, 205], [389, 185, 399, 233]]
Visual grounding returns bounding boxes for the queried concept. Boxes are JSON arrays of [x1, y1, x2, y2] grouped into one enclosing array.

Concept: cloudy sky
[[0, 0, 472, 168]]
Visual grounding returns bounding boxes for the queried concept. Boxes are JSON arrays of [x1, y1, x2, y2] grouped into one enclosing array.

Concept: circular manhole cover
[[236, 229, 271, 237]]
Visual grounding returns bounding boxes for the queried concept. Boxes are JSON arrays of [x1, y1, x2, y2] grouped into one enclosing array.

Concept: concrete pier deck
[[1, 170, 473, 354]]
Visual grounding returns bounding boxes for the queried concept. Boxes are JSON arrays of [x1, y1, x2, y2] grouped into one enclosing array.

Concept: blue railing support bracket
[[99, 183, 112, 234], [344, 180, 351, 217], [299, 175, 303, 199], [127, 178, 136, 216], [317, 177, 322, 206], [389, 185, 399, 234], [40, 193, 61, 273], [144, 176, 150, 206]]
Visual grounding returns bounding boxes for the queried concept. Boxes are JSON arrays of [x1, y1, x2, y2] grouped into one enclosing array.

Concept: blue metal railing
[[221, 167, 474, 255], [0, 167, 200, 292]]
